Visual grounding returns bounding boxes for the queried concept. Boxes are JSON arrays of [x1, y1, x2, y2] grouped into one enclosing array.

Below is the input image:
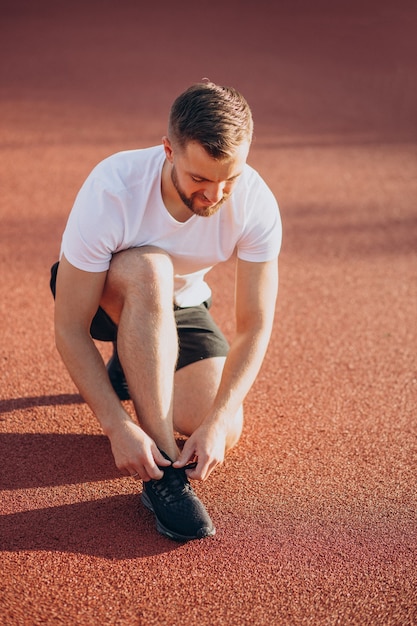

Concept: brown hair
[[168, 81, 253, 159]]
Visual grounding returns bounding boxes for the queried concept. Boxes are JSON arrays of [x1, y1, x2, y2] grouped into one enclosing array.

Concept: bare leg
[[173, 357, 243, 451], [100, 247, 180, 460]]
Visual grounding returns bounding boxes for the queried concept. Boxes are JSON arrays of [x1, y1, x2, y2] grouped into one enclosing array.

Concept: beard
[[171, 165, 228, 218]]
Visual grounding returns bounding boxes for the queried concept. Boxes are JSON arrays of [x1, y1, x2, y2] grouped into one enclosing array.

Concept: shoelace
[[151, 462, 198, 503], [156, 461, 198, 472], [181, 461, 198, 471]]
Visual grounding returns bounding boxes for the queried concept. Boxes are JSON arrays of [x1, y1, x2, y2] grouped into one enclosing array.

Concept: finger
[[185, 464, 206, 481], [145, 461, 164, 481], [144, 450, 166, 480], [173, 443, 195, 468], [126, 464, 152, 482], [128, 452, 167, 482], [153, 447, 173, 468], [189, 457, 218, 482]]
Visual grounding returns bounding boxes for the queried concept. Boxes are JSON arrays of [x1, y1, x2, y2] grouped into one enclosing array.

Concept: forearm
[[55, 325, 132, 435], [207, 323, 273, 426], [208, 259, 278, 425]]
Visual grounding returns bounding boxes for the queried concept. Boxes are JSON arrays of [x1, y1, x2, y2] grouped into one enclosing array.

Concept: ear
[[162, 136, 174, 163]]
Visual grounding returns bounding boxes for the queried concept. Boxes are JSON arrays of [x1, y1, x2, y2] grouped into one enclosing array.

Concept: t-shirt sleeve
[[61, 173, 125, 272], [236, 172, 282, 263]]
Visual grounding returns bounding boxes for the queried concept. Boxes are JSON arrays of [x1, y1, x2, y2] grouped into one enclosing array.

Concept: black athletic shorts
[[50, 261, 229, 370]]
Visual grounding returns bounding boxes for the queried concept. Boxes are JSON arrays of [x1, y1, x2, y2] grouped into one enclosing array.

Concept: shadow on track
[[0, 494, 180, 559], [0, 433, 118, 489], [0, 394, 83, 414], [0, 431, 183, 559]]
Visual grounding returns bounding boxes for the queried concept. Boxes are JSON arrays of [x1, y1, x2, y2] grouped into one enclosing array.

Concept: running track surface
[[1, 1, 416, 624]]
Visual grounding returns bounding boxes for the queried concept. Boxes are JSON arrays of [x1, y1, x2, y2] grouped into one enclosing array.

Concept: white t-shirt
[[61, 145, 282, 307]]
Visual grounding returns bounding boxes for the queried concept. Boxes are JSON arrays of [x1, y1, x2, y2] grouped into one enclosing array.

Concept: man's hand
[[173, 421, 227, 481], [108, 419, 171, 482]]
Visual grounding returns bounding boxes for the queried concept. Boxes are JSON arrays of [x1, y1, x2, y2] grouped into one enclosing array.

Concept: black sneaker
[[141, 453, 215, 541], [106, 344, 130, 401]]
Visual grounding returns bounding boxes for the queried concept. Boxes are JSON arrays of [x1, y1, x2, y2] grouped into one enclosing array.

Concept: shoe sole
[[141, 491, 216, 542]]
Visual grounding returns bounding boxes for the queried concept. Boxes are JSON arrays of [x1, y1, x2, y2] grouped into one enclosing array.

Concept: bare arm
[[54, 255, 116, 418], [211, 257, 278, 420], [175, 257, 279, 478], [54, 255, 168, 479]]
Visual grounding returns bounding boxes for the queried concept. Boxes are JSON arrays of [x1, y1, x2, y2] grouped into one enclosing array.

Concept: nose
[[203, 182, 225, 204]]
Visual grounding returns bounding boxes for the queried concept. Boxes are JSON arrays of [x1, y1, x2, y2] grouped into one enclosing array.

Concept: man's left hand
[[173, 421, 227, 481]]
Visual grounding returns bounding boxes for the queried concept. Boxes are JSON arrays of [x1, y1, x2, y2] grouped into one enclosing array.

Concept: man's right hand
[[107, 419, 171, 481]]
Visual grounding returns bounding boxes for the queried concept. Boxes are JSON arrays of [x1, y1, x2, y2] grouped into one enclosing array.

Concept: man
[[51, 81, 282, 541]]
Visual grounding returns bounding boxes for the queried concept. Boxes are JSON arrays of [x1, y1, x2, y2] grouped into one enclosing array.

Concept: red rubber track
[[1, 1, 416, 624]]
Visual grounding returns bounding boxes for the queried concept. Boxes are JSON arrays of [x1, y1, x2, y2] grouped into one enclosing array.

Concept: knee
[[101, 247, 174, 320], [108, 247, 174, 299]]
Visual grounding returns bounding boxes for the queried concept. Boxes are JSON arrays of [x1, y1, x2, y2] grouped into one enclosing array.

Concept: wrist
[[203, 411, 228, 433], [100, 406, 136, 438]]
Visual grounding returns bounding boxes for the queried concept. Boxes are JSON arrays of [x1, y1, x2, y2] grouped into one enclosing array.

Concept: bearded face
[[170, 165, 230, 218]]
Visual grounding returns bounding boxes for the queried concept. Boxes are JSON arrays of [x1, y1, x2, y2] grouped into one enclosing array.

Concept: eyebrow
[[189, 172, 242, 183]]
